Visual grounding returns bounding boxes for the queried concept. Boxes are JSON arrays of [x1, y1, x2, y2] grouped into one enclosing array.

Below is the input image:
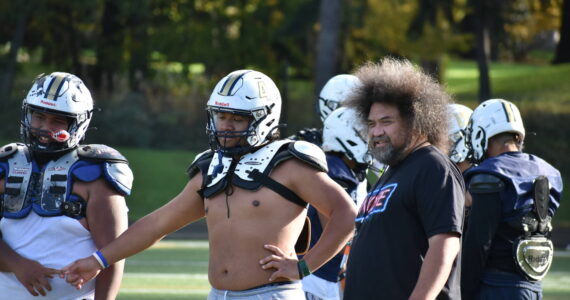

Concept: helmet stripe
[[219, 70, 250, 96], [501, 100, 514, 123], [45, 74, 68, 100]]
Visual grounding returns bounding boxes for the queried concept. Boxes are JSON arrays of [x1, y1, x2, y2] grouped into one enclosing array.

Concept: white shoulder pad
[[0, 143, 25, 160], [231, 140, 291, 183], [289, 141, 328, 173], [192, 149, 212, 164], [104, 162, 134, 196]]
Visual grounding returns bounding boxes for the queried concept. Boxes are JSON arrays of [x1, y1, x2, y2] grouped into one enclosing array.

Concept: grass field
[[116, 239, 570, 299]]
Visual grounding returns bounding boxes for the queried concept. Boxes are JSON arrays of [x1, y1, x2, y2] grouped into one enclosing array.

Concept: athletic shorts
[[208, 281, 304, 300]]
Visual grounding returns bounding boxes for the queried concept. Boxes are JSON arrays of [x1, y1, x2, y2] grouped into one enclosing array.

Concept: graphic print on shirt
[[355, 183, 397, 223]]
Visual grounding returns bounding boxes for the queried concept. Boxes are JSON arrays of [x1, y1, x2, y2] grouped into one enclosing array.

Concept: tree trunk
[[314, 0, 341, 122], [420, 58, 443, 83], [94, 0, 123, 93], [473, 0, 491, 102], [553, 0, 570, 64], [127, 0, 150, 92], [0, 2, 30, 98]]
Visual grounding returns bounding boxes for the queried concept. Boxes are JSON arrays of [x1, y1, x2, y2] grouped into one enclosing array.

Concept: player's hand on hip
[[13, 257, 63, 296], [259, 244, 299, 281]]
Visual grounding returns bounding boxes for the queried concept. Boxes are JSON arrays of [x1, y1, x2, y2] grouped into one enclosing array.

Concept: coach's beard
[[369, 135, 411, 166]]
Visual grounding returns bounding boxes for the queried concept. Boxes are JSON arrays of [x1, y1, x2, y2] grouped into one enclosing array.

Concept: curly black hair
[[345, 57, 452, 153]]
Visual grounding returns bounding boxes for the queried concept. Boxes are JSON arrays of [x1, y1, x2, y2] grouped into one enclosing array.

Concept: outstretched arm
[[64, 174, 205, 289]]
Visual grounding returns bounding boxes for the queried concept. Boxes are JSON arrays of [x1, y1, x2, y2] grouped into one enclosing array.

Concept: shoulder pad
[[0, 143, 24, 160], [77, 144, 128, 163], [469, 173, 505, 194], [104, 162, 134, 196], [288, 141, 328, 173], [290, 128, 323, 146], [187, 150, 214, 179]]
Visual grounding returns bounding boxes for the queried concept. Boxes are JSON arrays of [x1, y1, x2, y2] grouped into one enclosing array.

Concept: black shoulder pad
[[288, 141, 328, 173], [77, 144, 128, 163], [0, 143, 23, 160], [187, 150, 214, 179], [469, 173, 505, 194], [290, 128, 323, 146]]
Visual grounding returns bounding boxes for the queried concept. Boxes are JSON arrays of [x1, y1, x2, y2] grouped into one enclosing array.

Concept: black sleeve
[[415, 159, 465, 237], [461, 190, 502, 300]]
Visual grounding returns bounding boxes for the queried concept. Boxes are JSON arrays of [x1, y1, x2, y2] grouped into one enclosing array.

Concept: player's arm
[[64, 173, 205, 289], [461, 174, 503, 300], [409, 232, 461, 300], [85, 178, 128, 300], [261, 159, 356, 281]]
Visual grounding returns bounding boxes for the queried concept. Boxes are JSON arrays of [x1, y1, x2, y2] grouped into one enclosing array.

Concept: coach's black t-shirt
[[344, 145, 464, 300]]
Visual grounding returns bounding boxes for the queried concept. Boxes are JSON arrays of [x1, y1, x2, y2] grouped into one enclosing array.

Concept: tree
[[314, 0, 342, 103], [0, 1, 32, 98], [554, 0, 570, 63], [471, 0, 493, 101]]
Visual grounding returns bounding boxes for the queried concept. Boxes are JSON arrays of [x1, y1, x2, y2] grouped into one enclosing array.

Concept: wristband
[[92, 250, 109, 269], [297, 259, 311, 279]]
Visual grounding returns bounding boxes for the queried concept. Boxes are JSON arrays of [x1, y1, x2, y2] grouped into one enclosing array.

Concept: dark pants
[[475, 271, 542, 300]]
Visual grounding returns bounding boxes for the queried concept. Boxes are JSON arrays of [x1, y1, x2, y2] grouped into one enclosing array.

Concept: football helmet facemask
[[448, 104, 473, 163]]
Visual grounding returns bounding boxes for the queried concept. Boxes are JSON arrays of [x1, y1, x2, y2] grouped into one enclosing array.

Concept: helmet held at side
[[206, 70, 281, 155], [448, 104, 473, 163], [317, 74, 361, 122], [466, 99, 525, 163], [322, 107, 371, 165], [21, 72, 94, 152]]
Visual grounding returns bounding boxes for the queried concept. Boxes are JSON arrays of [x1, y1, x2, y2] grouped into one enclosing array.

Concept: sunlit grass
[[116, 240, 570, 299]]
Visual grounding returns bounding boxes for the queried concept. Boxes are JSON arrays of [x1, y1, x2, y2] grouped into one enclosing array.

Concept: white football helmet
[[466, 99, 525, 163], [448, 104, 473, 163], [206, 70, 281, 155], [21, 72, 94, 152], [322, 107, 371, 165], [318, 74, 361, 122]]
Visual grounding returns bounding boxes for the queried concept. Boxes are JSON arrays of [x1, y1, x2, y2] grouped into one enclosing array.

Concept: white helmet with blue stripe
[[466, 99, 525, 163], [206, 70, 281, 155], [21, 72, 94, 152], [448, 104, 473, 163]]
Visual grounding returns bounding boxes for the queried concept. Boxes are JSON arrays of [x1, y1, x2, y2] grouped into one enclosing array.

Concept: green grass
[[116, 240, 570, 299], [445, 60, 570, 108], [118, 148, 198, 221], [118, 240, 210, 299]]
